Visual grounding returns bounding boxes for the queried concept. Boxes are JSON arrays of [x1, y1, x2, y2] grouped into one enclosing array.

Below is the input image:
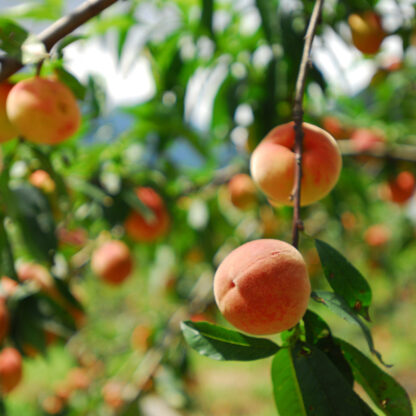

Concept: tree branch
[[0, 0, 120, 82], [291, 0, 324, 248]]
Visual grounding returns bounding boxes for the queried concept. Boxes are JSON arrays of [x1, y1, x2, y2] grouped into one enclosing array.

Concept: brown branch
[[291, 0, 324, 248], [0, 0, 120, 82]]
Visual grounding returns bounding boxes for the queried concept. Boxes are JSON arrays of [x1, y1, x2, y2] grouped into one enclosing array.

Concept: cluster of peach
[[0, 77, 80, 145], [0, 259, 88, 394], [91, 186, 170, 285], [214, 122, 342, 335]]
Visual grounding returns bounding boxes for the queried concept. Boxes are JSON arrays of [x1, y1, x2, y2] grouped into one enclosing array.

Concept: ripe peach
[[0, 276, 18, 297], [227, 173, 257, 210], [250, 122, 342, 206], [0, 299, 9, 344], [381, 171, 415, 205], [322, 116, 352, 140], [350, 128, 385, 152], [0, 347, 23, 394], [124, 187, 169, 242], [67, 367, 90, 391], [29, 169, 56, 194], [42, 395, 64, 415], [213, 239, 311, 335], [91, 240, 133, 285], [57, 227, 87, 247], [348, 11, 385, 55], [0, 82, 18, 143], [6, 77, 80, 145], [364, 224, 390, 247], [17, 262, 58, 298], [102, 380, 125, 410]]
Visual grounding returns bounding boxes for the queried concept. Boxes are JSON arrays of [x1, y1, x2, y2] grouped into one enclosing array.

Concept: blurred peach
[[67, 367, 90, 391], [102, 380, 125, 410], [57, 227, 88, 247], [131, 324, 151, 352], [0, 348, 23, 394], [380, 171, 415, 205], [42, 395, 64, 415], [341, 211, 357, 231], [0, 276, 19, 297], [364, 224, 390, 247], [29, 170, 55, 194], [227, 173, 257, 210]]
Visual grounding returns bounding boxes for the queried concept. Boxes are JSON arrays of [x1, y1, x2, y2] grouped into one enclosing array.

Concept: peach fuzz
[[348, 11, 385, 55], [6, 77, 80, 145], [227, 173, 257, 210], [0, 347, 23, 394], [0, 82, 18, 143], [91, 240, 133, 285], [250, 122, 342, 206], [124, 187, 169, 242], [213, 239, 310, 335]]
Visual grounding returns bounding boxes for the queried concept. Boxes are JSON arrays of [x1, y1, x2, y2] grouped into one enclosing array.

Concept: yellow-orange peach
[[348, 11, 385, 55], [91, 240, 133, 285], [29, 169, 56, 194], [0, 82, 18, 143], [250, 122, 342, 206], [124, 187, 169, 242], [0, 347, 23, 394], [214, 239, 310, 335], [6, 77, 80, 145], [227, 173, 257, 210]]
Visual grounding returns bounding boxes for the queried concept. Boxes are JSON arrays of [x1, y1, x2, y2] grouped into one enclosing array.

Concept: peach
[[67, 367, 90, 391], [42, 395, 64, 415], [364, 224, 390, 247], [6, 77, 80, 145], [348, 11, 385, 55], [227, 173, 257, 210], [0, 82, 18, 143], [124, 187, 169, 242], [381, 171, 415, 205], [91, 240, 133, 285], [250, 122, 342, 206], [322, 116, 352, 140], [29, 169, 56, 194], [57, 227, 87, 247], [17, 263, 57, 297], [0, 347, 23, 394], [102, 380, 125, 410], [350, 128, 385, 152], [0, 276, 18, 298], [213, 239, 310, 335]]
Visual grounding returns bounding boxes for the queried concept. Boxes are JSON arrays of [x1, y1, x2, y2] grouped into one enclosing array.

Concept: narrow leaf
[[0, 215, 17, 280], [315, 239, 372, 321], [181, 321, 279, 361], [336, 339, 413, 416]]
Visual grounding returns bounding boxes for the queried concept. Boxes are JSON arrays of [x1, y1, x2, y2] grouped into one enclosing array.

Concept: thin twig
[[291, 0, 324, 248], [0, 0, 120, 82]]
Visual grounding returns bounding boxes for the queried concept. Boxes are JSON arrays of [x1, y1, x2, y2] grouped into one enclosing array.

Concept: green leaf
[[8, 185, 57, 263], [0, 215, 17, 280], [311, 291, 389, 367], [0, 17, 28, 57], [303, 310, 331, 345], [200, 0, 214, 38], [121, 188, 155, 222], [315, 239, 372, 321], [181, 320, 280, 361], [272, 343, 371, 416], [336, 339, 413, 416], [54, 66, 86, 100]]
